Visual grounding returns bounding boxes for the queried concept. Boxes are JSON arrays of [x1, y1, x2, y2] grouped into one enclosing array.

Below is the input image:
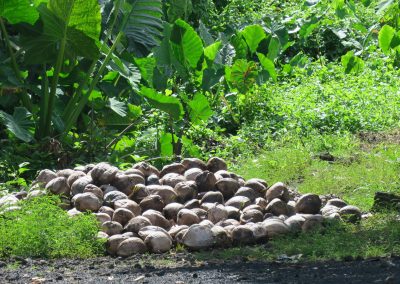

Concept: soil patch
[[1, 256, 399, 283]]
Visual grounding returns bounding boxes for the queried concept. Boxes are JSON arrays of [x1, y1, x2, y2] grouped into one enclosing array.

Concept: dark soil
[[1, 255, 399, 283]]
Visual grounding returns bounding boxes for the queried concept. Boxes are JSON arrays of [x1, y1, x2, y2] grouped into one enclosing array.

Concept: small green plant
[[0, 195, 105, 258]]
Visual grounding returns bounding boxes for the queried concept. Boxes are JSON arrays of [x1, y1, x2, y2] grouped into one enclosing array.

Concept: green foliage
[[0, 195, 104, 258], [0, 107, 34, 142]]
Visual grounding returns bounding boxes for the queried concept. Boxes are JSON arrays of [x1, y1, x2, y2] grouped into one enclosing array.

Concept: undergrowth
[[0, 196, 104, 259]]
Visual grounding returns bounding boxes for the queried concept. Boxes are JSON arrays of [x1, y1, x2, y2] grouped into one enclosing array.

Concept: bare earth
[[1, 255, 399, 283]]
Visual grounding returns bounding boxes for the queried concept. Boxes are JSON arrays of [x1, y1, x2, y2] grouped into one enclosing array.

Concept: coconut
[[67, 171, 86, 188], [234, 186, 257, 202], [124, 216, 152, 234], [142, 210, 171, 230], [265, 182, 290, 202], [146, 174, 160, 186], [339, 205, 362, 223], [262, 219, 290, 238], [201, 191, 224, 204], [112, 173, 145, 195], [160, 163, 186, 177], [207, 204, 228, 224], [144, 232, 173, 253], [225, 206, 241, 220], [128, 184, 149, 203], [102, 221, 123, 236], [95, 212, 111, 225], [231, 225, 254, 245], [181, 158, 207, 170], [211, 226, 231, 247], [184, 168, 203, 181], [295, 194, 322, 214], [140, 194, 165, 212], [244, 180, 266, 196], [163, 203, 184, 221], [35, 169, 57, 186], [160, 173, 186, 188], [112, 208, 135, 226], [83, 184, 103, 200], [98, 206, 114, 218], [207, 157, 227, 173], [174, 181, 197, 203], [90, 162, 119, 185], [71, 176, 93, 196], [195, 171, 217, 192], [182, 224, 214, 250], [106, 234, 129, 256], [132, 162, 160, 177], [216, 178, 240, 199], [225, 196, 251, 209], [184, 199, 200, 209], [104, 191, 128, 207], [117, 237, 147, 257], [114, 199, 141, 216], [327, 198, 348, 208], [146, 185, 177, 204], [74, 192, 102, 212], [265, 198, 289, 216], [177, 209, 201, 226], [45, 177, 70, 195], [240, 209, 263, 224]]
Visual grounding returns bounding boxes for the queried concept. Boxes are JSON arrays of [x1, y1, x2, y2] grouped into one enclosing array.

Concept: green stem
[[63, 32, 124, 136], [62, 0, 122, 130], [0, 17, 32, 112], [36, 65, 49, 139], [43, 20, 69, 138]]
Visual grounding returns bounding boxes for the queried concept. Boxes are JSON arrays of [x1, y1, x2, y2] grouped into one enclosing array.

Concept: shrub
[[0, 195, 105, 258]]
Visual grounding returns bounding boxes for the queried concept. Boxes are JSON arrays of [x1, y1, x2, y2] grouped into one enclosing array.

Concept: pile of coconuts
[[1, 157, 364, 257]]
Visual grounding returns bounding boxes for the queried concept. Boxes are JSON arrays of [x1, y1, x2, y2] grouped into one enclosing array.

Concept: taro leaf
[[257, 53, 276, 81], [240, 25, 266, 54], [122, 0, 163, 56], [105, 51, 141, 91], [108, 97, 127, 117], [170, 19, 204, 69], [299, 16, 319, 38], [20, 0, 101, 64], [188, 93, 213, 124], [204, 41, 221, 64], [0, 0, 42, 24], [379, 25, 395, 54], [215, 43, 236, 66], [341, 51, 364, 74], [160, 132, 178, 157], [227, 59, 258, 93], [182, 135, 200, 157], [167, 0, 193, 22], [230, 34, 248, 59], [202, 67, 224, 91], [140, 87, 184, 120], [135, 57, 156, 86], [198, 21, 214, 46], [267, 36, 280, 61], [0, 107, 34, 142]]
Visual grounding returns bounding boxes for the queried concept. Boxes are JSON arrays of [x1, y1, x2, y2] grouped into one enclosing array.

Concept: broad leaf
[[267, 36, 280, 60], [159, 132, 178, 157], [167, 0, 193, 22], [0, 0, 41, 24], [0, 107, 34, 142], [188, 93, 213, 124], [204, 41, 222, 63], [241, 25, 266, 54], [299, 16, 319, 38], [140, 87, 184, 120], [257, 53, 277, 81], [379, 25, 395, 54], [227, 59, 258, 93], [20, 1, 101, 64], [170, 19, 204, 69], [341, 51, 364, 74], [108, 97, 127, 117], [122, 0, 163, 56]]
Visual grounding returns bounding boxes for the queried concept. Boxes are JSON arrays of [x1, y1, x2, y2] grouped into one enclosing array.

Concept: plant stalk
[[0, 17, 32, 112]]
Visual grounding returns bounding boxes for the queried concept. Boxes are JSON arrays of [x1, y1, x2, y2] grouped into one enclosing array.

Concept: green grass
[[0, 195, 105, 259], [234, 133, 400, 211]]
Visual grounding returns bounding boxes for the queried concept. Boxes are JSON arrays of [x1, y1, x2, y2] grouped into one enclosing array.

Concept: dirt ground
[[1, 254, 399, 284]]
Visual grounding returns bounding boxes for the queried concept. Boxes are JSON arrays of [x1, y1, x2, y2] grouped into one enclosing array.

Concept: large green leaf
[[159, 132, 177, 157], [379, 25, 395, 54], [0, 0, 41, 24], [204, 41, 222, 63], [341, 51, 364, 74], [140, 87, 184, 120], [122, 0, 163, 56], [227, 59, 258, 93], [170, 19, 204, 69], [257, 53, 277, 81], [167, 0, 193, 22], [20, 0, 101, 64], [108, 97, 127, 117], [188, 93, 213, 124], [241, 25, 266, 54], [0, 107, 34, 142]]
